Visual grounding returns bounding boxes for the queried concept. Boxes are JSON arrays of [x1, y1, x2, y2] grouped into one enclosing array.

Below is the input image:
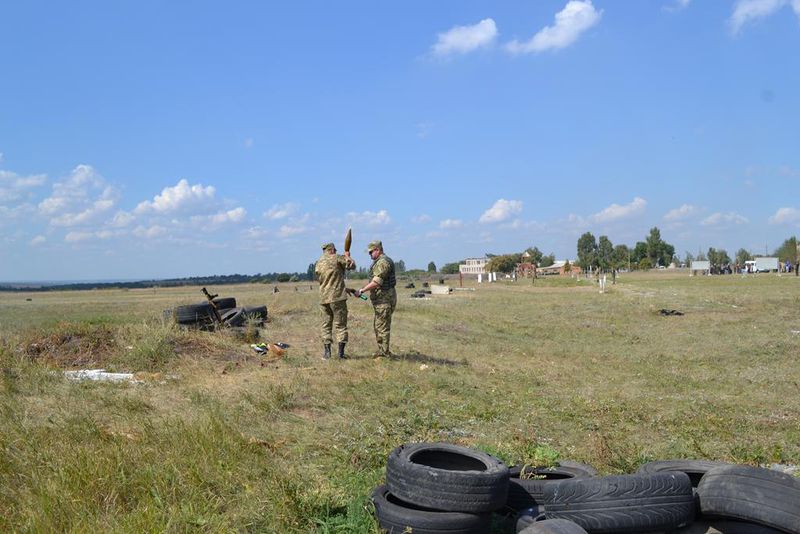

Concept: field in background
[[1, 271, 799, 532]]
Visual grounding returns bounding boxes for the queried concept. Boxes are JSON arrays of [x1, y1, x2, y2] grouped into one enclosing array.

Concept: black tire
[[637, 460, 734, 487], [509, 461, 598, 479], [506, 462, 597, 513], [174, 303, 213, 324], [386, 442, 509, 513], [371, 485, 491, 534], [212, 297, 236, 309], [697, 465, 800, 533], [243, 305, 268, 321], [672, 519, 786, 533], [220, 307, 246, 327], [519, 518, 588, 534], [541, 472, 694, 533]]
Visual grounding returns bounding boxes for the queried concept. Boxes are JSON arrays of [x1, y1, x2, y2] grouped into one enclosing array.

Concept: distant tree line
[[0, 272, 314, 292], [577, 227, 675, 271]]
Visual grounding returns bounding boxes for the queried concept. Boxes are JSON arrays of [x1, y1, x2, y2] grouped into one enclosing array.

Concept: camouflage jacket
[[315, 253, 355, 304], [368, 254, 397, 303]]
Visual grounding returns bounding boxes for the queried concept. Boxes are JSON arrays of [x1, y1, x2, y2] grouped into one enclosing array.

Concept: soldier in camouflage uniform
[[356, 240, 397, 357], [315, 242, 356, 360]]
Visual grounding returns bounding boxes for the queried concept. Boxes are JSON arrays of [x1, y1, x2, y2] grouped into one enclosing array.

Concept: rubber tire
[[371, 485, 492, 534], [509, 461, 598, 479], [174, 303, 213, 324], [672, 519, 786, 533], [220, 307, 246, 327], [637, 460, 734, 487], [507, 462, 599, 512], [697, 465, 800, 533], [243, 305, 268, 321], [212, 297, 236, 309], [541, 472, 695, 533], [386, 442, 509, 513], [519, 518, 588, 534]]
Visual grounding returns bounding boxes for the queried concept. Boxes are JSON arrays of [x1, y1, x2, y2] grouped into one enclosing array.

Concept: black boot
[[322, 344, 331, 360], [338, 342, 347, 359]]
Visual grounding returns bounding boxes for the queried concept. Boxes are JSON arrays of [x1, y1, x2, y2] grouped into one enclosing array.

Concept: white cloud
[[416, 122, 433, 139], [134, 179, 215, 214], [64, 229, 115, 243], [768, 207, 800, 224], [278, 224, 309, 237], [439, 218, 464, 229], [0, 169, 47, 204], [729, 0, 800, 34], [210, 207, 247, 224], [111, 211, 135, 227], [38, 165, 118, 227], [591, 197, 647, 223], [480, 199, 523, 223], [701, 212, 749, 226], [506, 1, 602, 54], [132, 225, 167, 239], [663, 203, 699, 221], [347, 209, 391, 225], [264, 202, 299, 220], [30, 235, 46, 246], [431, 18, 498, 57], [244, 137, 254, 149], [664, 0, 692, 11], [411, 214, 431, 224]]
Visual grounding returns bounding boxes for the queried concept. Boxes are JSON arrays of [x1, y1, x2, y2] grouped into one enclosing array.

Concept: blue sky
[[2, 0, 799, 281]]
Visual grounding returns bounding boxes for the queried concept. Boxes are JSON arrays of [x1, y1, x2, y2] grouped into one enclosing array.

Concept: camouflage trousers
[[371, 291, 397, 355], [320, 299, 348, 344]]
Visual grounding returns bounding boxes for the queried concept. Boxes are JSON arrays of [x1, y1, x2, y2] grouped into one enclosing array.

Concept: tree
[[540, 254, 555, 268], [613, 244, 630, 270], [684, 252, 694, 266], [562, 259, 572, 273], [440, 262, 460, 274], [307, 263, 315, 281], [485, 254, 518, 273], [638, 257, 652, 270], [276, 273, 291, 283], [735, 248, 752, 265], [396, 259, 406, 273], [524, 246, 544, 265], [707, 248, 731, 270], [773, 236, 799, 263], [597, 235, 614, 271], [632, 241, 648, 265], [427, 261, 437, 273], [576, 232, 598, 271]]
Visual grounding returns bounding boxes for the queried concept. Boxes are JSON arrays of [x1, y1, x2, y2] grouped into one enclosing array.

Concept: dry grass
[[1, 271, 799, 531]]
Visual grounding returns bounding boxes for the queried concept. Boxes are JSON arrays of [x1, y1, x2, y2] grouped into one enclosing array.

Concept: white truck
[[754, 257, 778, 272]]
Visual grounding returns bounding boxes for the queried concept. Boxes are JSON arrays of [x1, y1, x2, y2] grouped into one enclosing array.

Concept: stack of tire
[[168, 297, 268, 328], [371, 444, 800, 534], [372, 442, 510, 533], [514, 459, 800, 533]]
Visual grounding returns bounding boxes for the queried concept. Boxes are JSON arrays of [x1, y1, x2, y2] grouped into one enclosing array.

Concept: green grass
[[1, 271, 799, 531]]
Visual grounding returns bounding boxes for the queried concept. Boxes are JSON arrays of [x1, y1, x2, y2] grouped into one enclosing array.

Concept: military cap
[[366, 240, 383, 252], [322, 242, 336, 251]]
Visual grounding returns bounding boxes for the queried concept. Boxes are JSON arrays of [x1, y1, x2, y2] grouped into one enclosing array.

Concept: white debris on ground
[[64, 369, 141, 383]]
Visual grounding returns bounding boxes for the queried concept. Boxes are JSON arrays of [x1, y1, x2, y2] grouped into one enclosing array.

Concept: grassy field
[[1, 271, 799, 532]]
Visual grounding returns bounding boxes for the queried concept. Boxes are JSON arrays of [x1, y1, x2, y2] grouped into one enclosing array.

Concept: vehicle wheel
[[519, 518, 588, 534], [697, 465, 800, 532], [637, 460, 734, 487], [243, 305, 268, 321], [506, 462, 598, 513], [672, 519, 785, 533], [174, 303, 213, 324], [541, 472, 694, 533], [220, 307, 245, 327], [212, 297, 236, 310], [371, 485, 491, 534], [386, 442, 509, 513]]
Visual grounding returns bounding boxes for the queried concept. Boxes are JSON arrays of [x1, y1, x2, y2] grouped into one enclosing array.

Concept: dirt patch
[[22, 324, 117, 368]]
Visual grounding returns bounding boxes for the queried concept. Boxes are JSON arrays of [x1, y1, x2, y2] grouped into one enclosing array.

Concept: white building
[[459, 257, 487, 275]]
